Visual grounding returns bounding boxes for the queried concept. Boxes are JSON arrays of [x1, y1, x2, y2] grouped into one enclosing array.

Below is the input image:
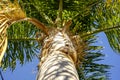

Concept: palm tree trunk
[[37, 32, 79, 80]]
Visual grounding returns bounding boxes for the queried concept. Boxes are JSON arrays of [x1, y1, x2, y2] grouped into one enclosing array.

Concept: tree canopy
[[0, 0, 120, 79]]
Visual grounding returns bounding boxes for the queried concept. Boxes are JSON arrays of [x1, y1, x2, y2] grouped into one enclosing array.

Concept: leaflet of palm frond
[[0, 15, 9, 65], [0, 25, 8, 65], [0, 33, 7, 66], [105, 29, 120, 53]]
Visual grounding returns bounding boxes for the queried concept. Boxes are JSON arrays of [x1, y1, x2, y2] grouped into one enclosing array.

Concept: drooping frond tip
[[0, 0, 48, 65]]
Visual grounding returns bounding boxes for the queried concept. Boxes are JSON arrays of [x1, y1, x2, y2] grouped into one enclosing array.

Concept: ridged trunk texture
[[37, 32, 79, 80]]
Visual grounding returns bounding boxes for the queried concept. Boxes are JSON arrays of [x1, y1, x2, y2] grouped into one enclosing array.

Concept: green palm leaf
[[92, 1, 120, 53], [0, 0, 48, 66]]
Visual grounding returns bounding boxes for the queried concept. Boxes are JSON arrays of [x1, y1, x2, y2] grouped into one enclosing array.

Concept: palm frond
[[92, 1, 120, 53], [70, 0, 120, 53], [78, 35, 110, 80], [0, 0, 51, 64], [0, 0, 26, 64]]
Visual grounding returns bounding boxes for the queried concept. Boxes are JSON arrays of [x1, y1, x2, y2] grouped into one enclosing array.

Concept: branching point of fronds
[[62, 20, 72, 33]]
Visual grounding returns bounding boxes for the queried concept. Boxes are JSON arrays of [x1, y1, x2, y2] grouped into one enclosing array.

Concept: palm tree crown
[[0, 0, 120, 79]]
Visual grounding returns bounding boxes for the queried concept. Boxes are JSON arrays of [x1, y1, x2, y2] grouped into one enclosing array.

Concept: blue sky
[[96, 32, 120, 80], [2, 32, 120, 80]]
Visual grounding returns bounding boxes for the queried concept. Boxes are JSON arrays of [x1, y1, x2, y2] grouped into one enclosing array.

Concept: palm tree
[[0, 0, 120, 79]]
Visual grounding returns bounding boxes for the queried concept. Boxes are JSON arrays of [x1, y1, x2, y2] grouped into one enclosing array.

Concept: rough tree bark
[[37, 32, 79, 80]]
